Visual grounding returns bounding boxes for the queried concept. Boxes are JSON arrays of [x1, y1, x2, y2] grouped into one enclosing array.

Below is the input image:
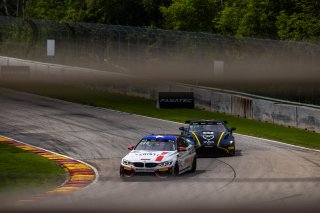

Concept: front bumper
[[196, 144, 235, 154], [120, 164, 173, 177]]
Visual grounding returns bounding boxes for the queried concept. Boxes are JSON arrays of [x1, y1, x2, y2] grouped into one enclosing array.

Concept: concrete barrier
[[193, 88, 211, 111], [231, 96, 253, 119], [272, 104, 297, 128], [297, 107, 320, 132], [252, 99, 274, 123], [1, 56, 320, 133], [169, 84, 192, 93], [1, 66, 30, 79], [210, 92, 232, 114]]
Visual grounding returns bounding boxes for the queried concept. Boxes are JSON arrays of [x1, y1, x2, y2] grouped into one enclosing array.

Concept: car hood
[[191, 131, 227, 144], [123, 150, 177, 162]]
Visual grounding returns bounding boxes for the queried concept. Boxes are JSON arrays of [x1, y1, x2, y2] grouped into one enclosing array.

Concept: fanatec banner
[[158, 92, 194, 109]]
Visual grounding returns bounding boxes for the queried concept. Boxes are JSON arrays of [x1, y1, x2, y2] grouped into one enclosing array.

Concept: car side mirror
[[230, 127, 236, 132], [128, 145, 135, 150], [179, 147, 187, 152], [179, 127, 185, 131]]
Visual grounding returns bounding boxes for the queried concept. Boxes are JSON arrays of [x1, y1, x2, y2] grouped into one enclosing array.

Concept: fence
[[1, 16, 320, 103]]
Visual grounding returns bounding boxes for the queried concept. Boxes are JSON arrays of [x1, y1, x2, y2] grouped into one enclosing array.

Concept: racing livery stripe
[[191, 132, 201, 146], [155, 151, 168, 161], [217, 132, 229, 153], [217, 132, 225, 146], [155, 156, 164, 161]]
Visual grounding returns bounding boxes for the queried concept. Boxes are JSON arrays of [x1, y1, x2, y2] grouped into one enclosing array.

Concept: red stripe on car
[[155, 152, 168, 162]]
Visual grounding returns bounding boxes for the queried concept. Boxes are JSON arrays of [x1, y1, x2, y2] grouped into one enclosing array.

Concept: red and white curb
[[0, 135, 99, 203]]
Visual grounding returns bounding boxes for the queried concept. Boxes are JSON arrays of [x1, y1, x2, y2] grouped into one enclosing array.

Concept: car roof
[[189, 120, 226, 124], [142, 134, 180, 141]]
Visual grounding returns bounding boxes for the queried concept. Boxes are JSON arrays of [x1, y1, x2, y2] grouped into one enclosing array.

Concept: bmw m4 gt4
[[120, 134, 196, 177]]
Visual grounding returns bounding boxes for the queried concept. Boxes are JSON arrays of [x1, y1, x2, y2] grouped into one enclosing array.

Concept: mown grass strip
[[1, 82, 320, 150], [0, 141, 66, 195]]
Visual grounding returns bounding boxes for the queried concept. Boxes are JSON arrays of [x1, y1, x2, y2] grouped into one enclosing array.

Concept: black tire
[[229, 145, 236, 156], [120, 166, 134, 177], [173, 162, 179, 176], [190, 156, 197, 172], [119, 166, 124, 177]]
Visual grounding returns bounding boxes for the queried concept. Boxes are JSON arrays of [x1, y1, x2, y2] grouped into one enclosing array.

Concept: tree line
[[1, 0, 319, 43]]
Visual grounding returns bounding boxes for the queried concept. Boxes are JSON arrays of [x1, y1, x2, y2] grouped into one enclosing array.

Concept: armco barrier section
[[1, 56, 320, 133]]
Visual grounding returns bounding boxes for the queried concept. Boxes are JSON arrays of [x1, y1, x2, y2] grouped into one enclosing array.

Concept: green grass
[[1, 82, 320, 150], [0, 141, 66, 195]]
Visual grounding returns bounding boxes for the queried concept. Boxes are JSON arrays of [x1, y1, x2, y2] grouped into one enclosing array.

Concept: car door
[[177, 138, 191, 170], [185, 142, 195, 169]]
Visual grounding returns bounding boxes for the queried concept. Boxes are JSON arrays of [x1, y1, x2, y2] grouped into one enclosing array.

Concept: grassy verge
[[0, 141, 66, 195], [1, 82, 320, 150]]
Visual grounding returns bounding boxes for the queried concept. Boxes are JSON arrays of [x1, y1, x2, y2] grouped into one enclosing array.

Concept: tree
[[25, 0, 68, 21], [1, 0, 26, 17], [21, 0, 172, 27], [161, 0, 222, 32], [216, 0, 289, 39], [214, 0, 244, 36], [2, 0, 9, 16], [84, 0, 149, 26], [3, 0, 319, 43], [140, 0, 172, 27], [276, 0, 320, 42], [16, 0, 25, 18]]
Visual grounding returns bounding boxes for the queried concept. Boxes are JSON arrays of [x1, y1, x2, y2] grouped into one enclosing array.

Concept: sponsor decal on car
[[155, 152, 168, 161]]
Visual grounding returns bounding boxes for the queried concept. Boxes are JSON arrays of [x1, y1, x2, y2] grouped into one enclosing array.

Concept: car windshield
[[135, 140, 176, 151], [189, 124, 226, 132]]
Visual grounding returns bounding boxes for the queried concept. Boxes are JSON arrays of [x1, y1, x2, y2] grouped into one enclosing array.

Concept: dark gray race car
[[179, 120, 236, 156]]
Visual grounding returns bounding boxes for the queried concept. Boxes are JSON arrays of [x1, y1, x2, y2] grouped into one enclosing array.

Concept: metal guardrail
[[179, 83, 320, 110]]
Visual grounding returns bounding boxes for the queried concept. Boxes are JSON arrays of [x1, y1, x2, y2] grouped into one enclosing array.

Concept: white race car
[[120, 134, 197, 177]]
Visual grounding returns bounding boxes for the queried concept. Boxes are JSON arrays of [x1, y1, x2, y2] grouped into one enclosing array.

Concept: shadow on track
[[196, 149, 242, 158]]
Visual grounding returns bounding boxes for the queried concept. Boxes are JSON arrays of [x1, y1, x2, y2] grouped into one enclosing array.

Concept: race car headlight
[[229, 140, 234, 144], [158, 161, 173, 167], [122, 159, 133, 166]]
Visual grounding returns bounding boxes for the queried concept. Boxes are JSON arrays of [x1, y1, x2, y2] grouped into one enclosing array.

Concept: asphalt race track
[[1, 88, 320, 213]]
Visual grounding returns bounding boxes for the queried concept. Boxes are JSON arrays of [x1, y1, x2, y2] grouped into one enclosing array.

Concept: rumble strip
[[0, 135, 98, 204]]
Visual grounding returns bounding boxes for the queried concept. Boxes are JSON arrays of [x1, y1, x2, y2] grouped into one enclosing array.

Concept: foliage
[[23, 0, 171, 26], [216, 0, 290, 39], [161, 0, 221, 32], [276, 1, 320, 42], [0, 0, 319, 42], [24, 0, 87, 22]]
